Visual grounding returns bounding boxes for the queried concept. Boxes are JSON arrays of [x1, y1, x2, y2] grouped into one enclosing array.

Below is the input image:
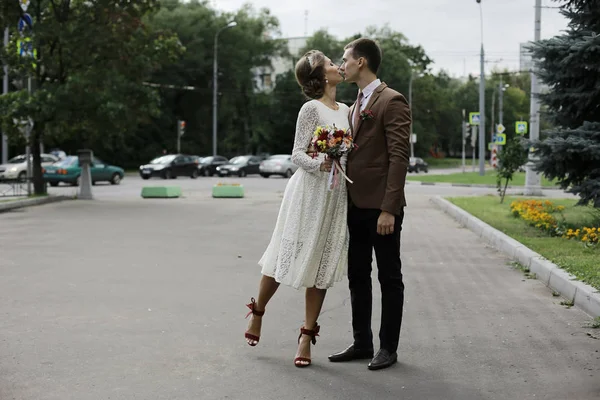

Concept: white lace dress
[[259, 100, 350, 290]]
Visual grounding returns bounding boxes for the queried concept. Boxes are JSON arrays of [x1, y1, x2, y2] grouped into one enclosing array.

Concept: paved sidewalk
[[0, 195, 598, 400]]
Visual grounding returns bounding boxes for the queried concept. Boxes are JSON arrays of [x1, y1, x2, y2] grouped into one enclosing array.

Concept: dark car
[[408, 157, 429, 173], [216, 155, 263, 177], [198, 155, 228, 177], [139, 154, 200, 180]]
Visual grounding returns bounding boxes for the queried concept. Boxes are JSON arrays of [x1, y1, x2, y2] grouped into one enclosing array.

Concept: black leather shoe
[[328, 344, 374, 362], [367, 349, 397, 371]]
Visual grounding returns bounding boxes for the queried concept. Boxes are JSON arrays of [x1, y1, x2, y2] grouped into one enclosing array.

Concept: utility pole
[[525, 0, 543, 196], [477, 0, 486, 176], [408, 72, 415, 158], [462, 109, 467, 173], [212, 21, 237, 157], [2, 27, 8, 164]]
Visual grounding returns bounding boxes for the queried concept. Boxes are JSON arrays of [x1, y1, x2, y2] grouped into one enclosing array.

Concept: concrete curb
[[431, 196, 600, 318], [407, 181, 558, 190], [0, 195, 71, 213]]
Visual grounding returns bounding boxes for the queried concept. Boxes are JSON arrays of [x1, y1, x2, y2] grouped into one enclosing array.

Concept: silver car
[[0, 153, 59, 182], [259, 154, 298, 178]]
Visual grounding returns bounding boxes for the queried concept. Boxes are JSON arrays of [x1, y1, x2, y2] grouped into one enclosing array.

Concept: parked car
[[139, 154, 200, 180], [0, 153, 58, 182], [216, 155, 263, 177], [408, 157, 429, 173], [259, 154, 298, 178], [43, 156, 124, 186], [198, 155, 228, 177]]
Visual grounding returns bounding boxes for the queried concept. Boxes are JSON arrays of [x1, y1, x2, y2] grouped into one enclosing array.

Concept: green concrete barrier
[[141, 186, 182, 198], [212, 183, 244, 198]]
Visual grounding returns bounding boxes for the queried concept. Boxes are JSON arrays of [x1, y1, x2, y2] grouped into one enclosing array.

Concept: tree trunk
[[32, 129, 46, 195], [500, 178, 509, 204]]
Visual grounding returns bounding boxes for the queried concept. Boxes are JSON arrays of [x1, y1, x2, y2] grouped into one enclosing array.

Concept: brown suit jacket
[[347, 82, 412, 215]]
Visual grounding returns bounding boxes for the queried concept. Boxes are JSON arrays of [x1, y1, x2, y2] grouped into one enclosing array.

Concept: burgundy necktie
[[353, 91, 364, 129]]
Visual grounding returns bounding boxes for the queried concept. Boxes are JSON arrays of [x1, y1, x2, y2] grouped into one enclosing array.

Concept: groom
[[329, 38, 411, 371]]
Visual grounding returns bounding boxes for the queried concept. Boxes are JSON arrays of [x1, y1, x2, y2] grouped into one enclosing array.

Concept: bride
[[244, 50, 350, 368]]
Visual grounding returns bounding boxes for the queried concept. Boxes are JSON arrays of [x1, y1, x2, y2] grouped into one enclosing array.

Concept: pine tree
[[529, 0, 600, 207]]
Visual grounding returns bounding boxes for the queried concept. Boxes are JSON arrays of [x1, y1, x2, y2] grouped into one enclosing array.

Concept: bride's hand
[[320, 157, 332, 172]]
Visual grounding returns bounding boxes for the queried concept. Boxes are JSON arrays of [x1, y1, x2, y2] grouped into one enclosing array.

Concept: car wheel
[[191, 169, 199, 179], [18, 171, 26, 182], [110, 173, 122, 185], [424, 168, 428, 173], [238, 169, 247, 178], [49, 182, 59, 187], [260, 173, 270, 178], [162, 170, 171, 180], [203, 169, 211, 177], [285, 169, 293, 178]]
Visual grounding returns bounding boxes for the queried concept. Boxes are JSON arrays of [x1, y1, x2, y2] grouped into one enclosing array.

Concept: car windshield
[[230, 156, 249, 165], [150, 155, 176, 165], [201, 157, 213, 164], [55, 156, 78, 167], [7, 155, 27, 164]]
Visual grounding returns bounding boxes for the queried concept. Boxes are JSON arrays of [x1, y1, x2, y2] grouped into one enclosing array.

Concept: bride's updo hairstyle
[[295, 50, 326, 99]]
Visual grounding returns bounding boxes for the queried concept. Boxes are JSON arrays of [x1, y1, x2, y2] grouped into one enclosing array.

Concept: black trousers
[[347, 207, 405, 353]]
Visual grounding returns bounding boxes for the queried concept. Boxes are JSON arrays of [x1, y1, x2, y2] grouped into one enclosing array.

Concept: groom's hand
[[377, 211, 395, 235]]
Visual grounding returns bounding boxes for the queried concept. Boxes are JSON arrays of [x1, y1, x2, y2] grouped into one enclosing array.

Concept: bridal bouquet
[[311, 124, 356, 189]]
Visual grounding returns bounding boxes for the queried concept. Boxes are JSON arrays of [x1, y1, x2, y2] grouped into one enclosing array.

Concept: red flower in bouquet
[[310, 124, 356, 189]]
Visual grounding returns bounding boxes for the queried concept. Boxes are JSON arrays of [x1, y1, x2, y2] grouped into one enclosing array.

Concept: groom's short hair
[[345, 38, 382, 74]]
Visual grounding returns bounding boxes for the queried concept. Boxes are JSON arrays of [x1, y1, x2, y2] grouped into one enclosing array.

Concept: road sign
[[469, 112, 480, 126], [18, 14, 33, 34], [410, 133, 417, 144], [496, 123, 506, 134], [488, 142, 493, 151], [17, 38, 35, 58], [20, 0, 30, 12], [491, 145, 499, 168], [494, 133, 507, 145], [516, 121, 528, 135]]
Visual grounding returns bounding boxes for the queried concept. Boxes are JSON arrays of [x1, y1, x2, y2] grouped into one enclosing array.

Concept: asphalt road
[[0, 174, 598, 399], [0, 172, 574, 201]]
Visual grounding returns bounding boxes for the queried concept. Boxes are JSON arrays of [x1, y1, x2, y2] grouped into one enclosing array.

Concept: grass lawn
[[424, 157, 463, 169], [408, 171, 557, 187], [448, 195, 600, 291]]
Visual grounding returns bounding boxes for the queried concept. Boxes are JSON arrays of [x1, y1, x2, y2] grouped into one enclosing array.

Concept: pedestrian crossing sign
[[516, 121, 528, 135]]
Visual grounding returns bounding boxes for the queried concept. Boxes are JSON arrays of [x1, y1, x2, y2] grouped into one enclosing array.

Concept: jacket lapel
[[353, 82, 387, 141], [348, 101, 356, 134]]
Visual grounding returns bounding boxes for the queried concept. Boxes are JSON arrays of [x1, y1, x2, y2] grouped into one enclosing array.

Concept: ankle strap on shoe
[[300, 324, 320, 345], [246, 297, 265, 318]]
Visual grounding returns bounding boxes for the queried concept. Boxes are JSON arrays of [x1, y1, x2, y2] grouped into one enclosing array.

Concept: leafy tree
[[529, 0, 600, 207], [0, 0, 182, 194], [496, 138, 528, 203], [146, 2, 287, 159]]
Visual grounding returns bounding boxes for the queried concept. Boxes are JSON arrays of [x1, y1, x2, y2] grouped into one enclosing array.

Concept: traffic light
[[178, 120, 186, 137]]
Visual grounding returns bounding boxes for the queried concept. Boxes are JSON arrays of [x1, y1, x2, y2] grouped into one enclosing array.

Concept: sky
[[214, 0, 569, 77]]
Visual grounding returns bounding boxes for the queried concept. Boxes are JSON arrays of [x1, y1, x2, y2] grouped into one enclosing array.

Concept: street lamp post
[[407, 71, 418, 159], [212, 21, 237, 157], [2, 27, 8, 164], [525, 0, 543, 195], [476, 0, 485, 176]]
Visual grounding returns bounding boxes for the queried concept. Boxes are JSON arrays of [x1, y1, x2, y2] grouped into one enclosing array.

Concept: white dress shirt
[[352, 78, 381, 123]]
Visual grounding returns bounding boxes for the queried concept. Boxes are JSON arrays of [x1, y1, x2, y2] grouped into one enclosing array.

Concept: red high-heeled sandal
[[294, 323, 320, 368], [244, 297, 265, 346]]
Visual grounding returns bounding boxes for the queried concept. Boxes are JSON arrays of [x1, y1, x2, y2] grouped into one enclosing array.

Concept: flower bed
[[510, 199, 598, 247]]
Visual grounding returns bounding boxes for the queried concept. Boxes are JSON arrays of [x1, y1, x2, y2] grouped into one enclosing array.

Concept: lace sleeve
[[291, 101, 322, 173]]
